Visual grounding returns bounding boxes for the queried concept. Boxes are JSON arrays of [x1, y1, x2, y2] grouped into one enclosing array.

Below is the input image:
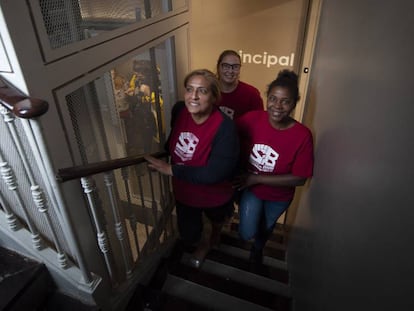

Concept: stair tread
[[160, 294, 211, 311], [205, 246, 289, 283], [216, 243, 288, 271], [163, 274, 277, 311], [168, 259, 291, 310], [220, 231, 286, 261], [181, 252, 291, 296]]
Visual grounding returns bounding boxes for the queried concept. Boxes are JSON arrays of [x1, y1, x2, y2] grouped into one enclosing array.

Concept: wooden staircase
[[128, 220, 292, 311], [1, 218, 291, 310]]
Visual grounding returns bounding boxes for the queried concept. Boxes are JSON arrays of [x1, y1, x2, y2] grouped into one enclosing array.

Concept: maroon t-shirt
[[217, 81, 263, 120], [169, 107, 237, 207], [237, 111, 314, 201]]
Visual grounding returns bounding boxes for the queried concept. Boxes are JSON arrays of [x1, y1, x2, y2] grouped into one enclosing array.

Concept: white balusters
[[81, 176, 116, 282], [25, 119, 93, 283], [1, 105, 70, 266], [32, 185, 68, 268], [103, 172, 133, 279], [0, 175, 20, 230], [1, 109, 42, 249]]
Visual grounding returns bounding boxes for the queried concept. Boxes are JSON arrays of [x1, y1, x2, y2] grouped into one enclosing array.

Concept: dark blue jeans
[[238, 189, 291, 250], [176, 200, 234, 246]]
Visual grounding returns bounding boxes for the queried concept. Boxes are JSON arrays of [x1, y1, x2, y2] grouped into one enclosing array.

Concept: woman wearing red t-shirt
[[234, 70, 314, 264], [145, 69, 239, 268], [216, 50, 264, 120]]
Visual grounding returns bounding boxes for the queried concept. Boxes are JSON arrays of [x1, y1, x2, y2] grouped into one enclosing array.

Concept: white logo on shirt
[[219, 106, 234, 119], [174, 132, 199, 161], [249, 144, 279, 172]]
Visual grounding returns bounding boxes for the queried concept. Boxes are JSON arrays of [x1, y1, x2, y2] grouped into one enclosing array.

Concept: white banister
[[22, 118, 94, 284], [0, 107, 43, 249], [81, 176, 116, 283], [103, 172, 133, 279]]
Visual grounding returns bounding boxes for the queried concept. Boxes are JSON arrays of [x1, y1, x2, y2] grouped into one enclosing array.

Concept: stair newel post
[[0, 107, 43, 249], [103, 171, 133, 279], [81, 176, 116, 284], [121, 167, 141, 259]]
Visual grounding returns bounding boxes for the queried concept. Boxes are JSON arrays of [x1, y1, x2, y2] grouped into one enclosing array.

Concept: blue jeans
[[238, 189, 291, 250]]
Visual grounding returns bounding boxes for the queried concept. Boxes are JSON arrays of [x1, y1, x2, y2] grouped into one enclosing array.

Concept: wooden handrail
[[0, 77, 48, 118], [56, 151, 168, 182]]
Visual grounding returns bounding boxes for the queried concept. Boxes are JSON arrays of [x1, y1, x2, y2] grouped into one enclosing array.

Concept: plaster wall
[[289, 1, 414, 310]]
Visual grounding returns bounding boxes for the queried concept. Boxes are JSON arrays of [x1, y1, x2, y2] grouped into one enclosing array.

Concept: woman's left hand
[[232, 172, 257, 191], [144, 155, 173, 176]]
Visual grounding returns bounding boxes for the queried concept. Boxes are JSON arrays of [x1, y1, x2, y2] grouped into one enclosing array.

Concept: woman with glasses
[[234, 70, 314, 266], [145, 69, 239, 268], [216, 50, 264, 120]]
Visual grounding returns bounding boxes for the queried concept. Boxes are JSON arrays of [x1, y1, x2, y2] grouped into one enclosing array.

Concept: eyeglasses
[[220, 63, 241, 71]]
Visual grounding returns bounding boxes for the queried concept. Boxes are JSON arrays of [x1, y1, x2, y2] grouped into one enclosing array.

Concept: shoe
[[189, 239, 210, 269], [189, 257, 203, 269]]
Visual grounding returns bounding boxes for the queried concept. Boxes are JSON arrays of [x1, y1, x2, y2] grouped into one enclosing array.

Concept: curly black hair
[[266, 69, 300, 102]]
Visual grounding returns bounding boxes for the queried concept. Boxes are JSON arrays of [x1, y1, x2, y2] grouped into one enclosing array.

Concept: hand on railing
[[144, 155, 173, 176], [56, 151, 168, 182]]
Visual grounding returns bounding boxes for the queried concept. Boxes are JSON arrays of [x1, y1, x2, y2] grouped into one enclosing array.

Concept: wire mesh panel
[[64, 40, 175, 165], [61, 39, 177, 276], [39, 0, 171, 49]]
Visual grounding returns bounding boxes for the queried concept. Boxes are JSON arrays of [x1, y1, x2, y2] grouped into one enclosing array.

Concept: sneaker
[[189, 240, 210, 269], [189, 257, 203, 269]]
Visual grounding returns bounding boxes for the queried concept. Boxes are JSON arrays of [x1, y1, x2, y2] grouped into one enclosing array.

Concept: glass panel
[[39, 0, 173, 49], [65, 37, 176, 164]]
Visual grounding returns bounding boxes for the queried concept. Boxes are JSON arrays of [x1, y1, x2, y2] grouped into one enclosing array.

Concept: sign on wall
[[190, 0, 308, 101]]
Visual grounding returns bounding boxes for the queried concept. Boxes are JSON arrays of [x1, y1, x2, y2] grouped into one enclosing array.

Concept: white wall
[[0, 6, 27, 93], [290, 1, 414, 310]]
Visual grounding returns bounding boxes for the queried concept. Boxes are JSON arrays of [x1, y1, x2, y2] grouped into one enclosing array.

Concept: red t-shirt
[[237, 111, 314, 201], [217, 81, 263, 120], [169, 107, 236, 207]]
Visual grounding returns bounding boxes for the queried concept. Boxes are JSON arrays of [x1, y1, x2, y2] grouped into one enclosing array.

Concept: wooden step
[[181, 252, 291, 297], [163, 274, 276, 311], [168, 258, 291, 310], [131, 285, 211, 311], [204, 243, 289, 282], [220, 231, 287, 261], [215, 243, 288, 271], [225, 221, 288, 245]]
